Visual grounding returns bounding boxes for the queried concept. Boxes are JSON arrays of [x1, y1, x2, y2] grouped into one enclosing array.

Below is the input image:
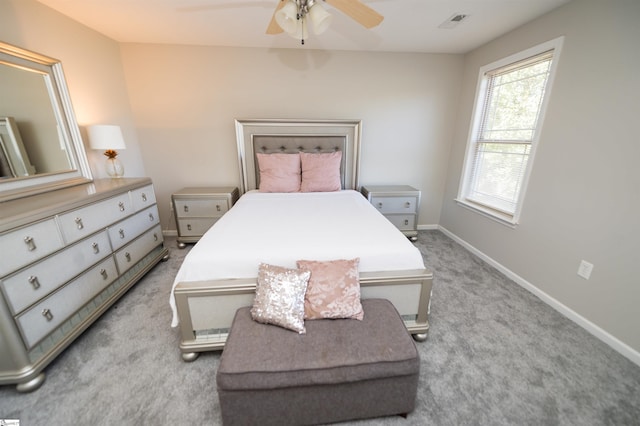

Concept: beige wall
[[0, 0, 145, 179], [441, 0, 640, 357], [119, 44, 462, 231]]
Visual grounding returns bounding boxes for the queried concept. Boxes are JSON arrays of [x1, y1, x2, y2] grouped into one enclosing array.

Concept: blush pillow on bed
[[299, 151, 342, 192], [256, 153, 301, 192], [251, 263, 311, 333], [296, 258, 364, 320]]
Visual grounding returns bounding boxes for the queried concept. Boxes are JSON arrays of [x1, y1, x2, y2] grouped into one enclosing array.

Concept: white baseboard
[[417, 224, 439, 231], [437, 225, 640, 368]]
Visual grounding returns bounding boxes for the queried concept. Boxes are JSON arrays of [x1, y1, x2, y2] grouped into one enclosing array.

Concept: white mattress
[[170, 190, 425, 327]]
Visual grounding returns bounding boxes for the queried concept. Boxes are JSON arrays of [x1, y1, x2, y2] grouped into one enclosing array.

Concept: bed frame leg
[[412, 332, 428, 342], [182, 352, 200, 362]]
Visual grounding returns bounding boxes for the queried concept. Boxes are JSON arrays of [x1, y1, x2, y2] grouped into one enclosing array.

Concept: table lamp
[[88, 125, 126, 178]]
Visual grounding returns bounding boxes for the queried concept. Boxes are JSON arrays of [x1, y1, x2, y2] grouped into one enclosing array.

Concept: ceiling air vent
[[439, 13, 469, 29]]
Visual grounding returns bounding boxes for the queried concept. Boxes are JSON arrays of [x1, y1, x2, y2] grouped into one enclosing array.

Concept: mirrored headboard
[[0, 41, 92, 202], [235, 119, 362, 194]]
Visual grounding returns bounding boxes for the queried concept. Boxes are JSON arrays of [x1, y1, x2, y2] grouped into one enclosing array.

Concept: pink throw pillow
[[257, 153, 301, 192], [296, 258, 363, 320], [299, 151, 342, 192]]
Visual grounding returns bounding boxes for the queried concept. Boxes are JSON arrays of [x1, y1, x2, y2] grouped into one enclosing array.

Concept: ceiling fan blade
[[324, 0, 384, 29], [266, 0, 286, 34]]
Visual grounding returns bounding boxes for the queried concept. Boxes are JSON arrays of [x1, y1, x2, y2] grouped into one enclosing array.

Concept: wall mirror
[[0, 41, 91, 202]]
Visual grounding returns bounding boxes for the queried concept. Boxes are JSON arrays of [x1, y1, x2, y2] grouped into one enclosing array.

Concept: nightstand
[[360, 185, 420, 241], [172, 186, 240, 248]]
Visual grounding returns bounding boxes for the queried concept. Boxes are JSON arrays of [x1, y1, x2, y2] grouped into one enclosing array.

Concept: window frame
[[457, 37, 564, 227]]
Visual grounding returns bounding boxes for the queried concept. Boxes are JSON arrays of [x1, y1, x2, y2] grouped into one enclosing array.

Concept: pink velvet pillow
[[296, 258, 363, 320], [256, 153, 301, 192], [299, 151, 342, 192]]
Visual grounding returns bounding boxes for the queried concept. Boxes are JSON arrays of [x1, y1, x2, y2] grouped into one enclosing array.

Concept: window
[[458, 38, 563, 225]]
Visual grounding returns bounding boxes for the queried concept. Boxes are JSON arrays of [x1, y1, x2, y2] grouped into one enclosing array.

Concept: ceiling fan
[[266, 0, 384, 44]]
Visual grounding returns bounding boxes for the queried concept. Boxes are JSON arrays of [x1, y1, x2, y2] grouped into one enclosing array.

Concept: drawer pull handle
[[141, 193, 147, 202], [404, 219, 409, 226], [24, 236, 37, 251], [377, 202, 383, 208], [75, 217, 84, 229], [187, 224, 192, 231], [405, 202, 411, 208], [125, 252, 131, 262], [153, 233, 158, 241], [148, 213, 154, 221], [119, 229, 125, 239], [28, 276, 41, 290], [216, 204, 221, 212], [42, 309, 53, 321], [92, 242, 100, 253], [119, 201, 126, 212], [100, 268, 108, 279], [183, 205, 189, 213]]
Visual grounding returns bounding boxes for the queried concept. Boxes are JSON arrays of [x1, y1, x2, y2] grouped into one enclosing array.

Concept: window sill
[[455, 198, 518, 228]]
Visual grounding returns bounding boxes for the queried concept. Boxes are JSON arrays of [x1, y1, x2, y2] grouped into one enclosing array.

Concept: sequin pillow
[[296, 258, 364, 320], [250, 263, 311, 334]]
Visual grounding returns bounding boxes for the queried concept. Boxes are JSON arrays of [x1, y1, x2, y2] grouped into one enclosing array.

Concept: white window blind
[[459, 42, 560, 224]]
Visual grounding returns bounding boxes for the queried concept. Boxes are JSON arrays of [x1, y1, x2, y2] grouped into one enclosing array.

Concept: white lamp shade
[[286, 16, 309, 40], [88, 125, 126, 150], [275, 1, 299, 34], [308, 3, 332, 35]]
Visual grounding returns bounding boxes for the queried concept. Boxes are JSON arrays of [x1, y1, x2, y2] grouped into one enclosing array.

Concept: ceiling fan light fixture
[[308, 3, 332, 35], [288, 15, 309, 41], [275, 1, 299, 34]]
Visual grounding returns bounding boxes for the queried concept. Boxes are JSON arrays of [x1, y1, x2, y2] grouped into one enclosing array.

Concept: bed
[[171, 119, 433, 361]]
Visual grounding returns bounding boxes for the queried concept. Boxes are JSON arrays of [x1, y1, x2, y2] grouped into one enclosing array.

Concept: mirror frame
[[0, 41, 92, 202]]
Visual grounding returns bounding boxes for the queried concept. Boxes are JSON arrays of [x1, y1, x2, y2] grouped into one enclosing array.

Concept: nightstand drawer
[[385, 214, 416, 231], [370, 196, 418, 214], [361, 185, 420, 241], [174, 198, 229, 218], [172, 187, 239, 247], [177, 218, 218, 236]]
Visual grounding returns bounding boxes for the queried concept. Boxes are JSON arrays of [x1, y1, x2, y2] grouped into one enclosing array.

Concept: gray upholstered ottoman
[[216, 298, 420, 426]]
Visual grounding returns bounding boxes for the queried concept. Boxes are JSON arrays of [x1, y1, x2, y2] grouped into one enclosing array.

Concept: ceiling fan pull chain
[[296, 1, 306, 45]]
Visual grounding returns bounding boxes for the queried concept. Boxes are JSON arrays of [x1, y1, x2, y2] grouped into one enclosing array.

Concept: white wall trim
[[417, 224, 439, 231], [438, 225, 640, 368]]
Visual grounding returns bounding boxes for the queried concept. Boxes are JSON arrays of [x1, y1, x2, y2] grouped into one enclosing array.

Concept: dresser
[[172, 186, 239, 248], [360, 185, 421, 241], [0, 178, 168, 392]]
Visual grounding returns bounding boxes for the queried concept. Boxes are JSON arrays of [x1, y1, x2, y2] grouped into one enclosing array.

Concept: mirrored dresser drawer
[[0, 219, 64, 277], [2, 230, 111, 315]]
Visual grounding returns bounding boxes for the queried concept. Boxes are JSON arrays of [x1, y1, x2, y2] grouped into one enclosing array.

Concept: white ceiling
[[35, 0, 571, 54]]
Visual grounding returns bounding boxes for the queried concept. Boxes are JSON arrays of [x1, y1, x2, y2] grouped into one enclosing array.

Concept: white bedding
[[170, 190, 425, 327]]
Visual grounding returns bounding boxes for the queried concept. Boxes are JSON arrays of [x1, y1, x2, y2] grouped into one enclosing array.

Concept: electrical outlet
[[577, 260, 594, 280]]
